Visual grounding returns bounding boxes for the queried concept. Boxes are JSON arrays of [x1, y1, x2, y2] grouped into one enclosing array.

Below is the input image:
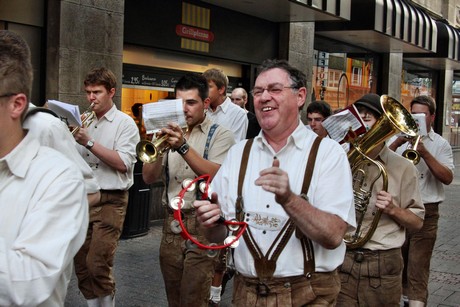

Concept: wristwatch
[[85, 139, 95, 150], [177, 141, 189, 155]]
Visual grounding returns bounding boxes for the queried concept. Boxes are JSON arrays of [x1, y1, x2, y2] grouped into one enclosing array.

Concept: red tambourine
[[172, 174, 247, 253]]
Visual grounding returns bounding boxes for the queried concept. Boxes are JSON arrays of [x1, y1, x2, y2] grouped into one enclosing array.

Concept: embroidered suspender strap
[[203, 123, 218, 159]]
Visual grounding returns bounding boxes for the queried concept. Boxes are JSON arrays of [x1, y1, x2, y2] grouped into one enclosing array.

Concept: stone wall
[[46, 0, 125, 108]]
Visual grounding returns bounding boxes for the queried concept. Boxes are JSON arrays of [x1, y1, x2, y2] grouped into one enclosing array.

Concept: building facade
[[2, 0, 459, 221]]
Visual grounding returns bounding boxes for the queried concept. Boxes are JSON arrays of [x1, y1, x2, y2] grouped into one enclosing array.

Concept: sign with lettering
[[122, 64, 244, 93], [176, 24, 214, 42]]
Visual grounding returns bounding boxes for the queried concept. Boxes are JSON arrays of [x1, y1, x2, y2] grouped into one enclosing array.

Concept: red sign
[[175, 25, 214, 42]]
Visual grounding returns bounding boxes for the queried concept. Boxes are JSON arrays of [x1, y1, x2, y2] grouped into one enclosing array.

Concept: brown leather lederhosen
[[234, 137, 322, 295]]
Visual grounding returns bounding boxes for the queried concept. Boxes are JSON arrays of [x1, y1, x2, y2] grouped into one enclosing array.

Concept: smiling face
[[253, 68, 306, 139]]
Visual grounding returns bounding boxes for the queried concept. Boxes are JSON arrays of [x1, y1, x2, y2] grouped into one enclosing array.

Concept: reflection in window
[[313, 50, 378, 110]]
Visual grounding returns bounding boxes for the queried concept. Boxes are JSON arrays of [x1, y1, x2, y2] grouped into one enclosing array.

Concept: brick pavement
[[65, 172, 460, 307]]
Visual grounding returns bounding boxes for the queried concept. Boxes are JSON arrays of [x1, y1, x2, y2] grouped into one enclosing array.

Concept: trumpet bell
[[136, 140, 159, 163], [402, 149, 420, 165]]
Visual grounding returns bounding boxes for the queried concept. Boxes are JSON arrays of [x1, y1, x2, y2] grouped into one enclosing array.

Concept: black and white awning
[[200, 0, 351, 22], [405, 21, 460, 70], [316, 0, 437, 53]]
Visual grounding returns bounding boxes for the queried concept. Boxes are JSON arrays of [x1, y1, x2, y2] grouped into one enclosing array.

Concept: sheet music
[[46, 100, 82, 126], [412, 113, 427, 136], [142, 99, 187, 134], [322, 105, 366, 143]]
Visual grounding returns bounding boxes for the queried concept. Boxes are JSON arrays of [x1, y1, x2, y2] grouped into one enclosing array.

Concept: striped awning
[[200, 0, 351, 22], [405, 21, 460, 70], [316, 0, 437, 53]]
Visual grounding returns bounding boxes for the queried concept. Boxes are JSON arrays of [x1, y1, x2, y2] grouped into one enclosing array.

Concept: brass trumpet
[[136, 134, 171, 164], [402, 135, 421, 165], [136, 127, 188, 163], [72, 103, 96, 135]]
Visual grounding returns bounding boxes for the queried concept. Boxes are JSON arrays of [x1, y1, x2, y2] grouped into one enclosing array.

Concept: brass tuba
[[345, 95, 418, 249]]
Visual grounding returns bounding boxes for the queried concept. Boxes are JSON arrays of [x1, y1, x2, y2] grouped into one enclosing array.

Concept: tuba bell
[[345, 95, 418, 249]]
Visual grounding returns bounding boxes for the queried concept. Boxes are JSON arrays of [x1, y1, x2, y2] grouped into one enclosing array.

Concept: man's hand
[[73, 127, 91, 146], [194, 192, 223, 228], [255, 158, 295, 206], [375, 190, 396, 214], [161, 122, 186, 150]]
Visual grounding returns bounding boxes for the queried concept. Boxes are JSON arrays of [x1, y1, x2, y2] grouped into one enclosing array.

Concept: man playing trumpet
[[73, 67, 139, 307], [142, 73, 235, 307], [389, 95, 454, 307]]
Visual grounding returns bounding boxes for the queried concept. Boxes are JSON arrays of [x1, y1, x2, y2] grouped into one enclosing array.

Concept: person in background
[[306, 100, 332, 138], [142, 73, 235, 307], [389, 95, 454, 307], [131, 102, 147, 140], [194, 59, 355, 306], [73, 67, 140, 307], [337, 93, 424, 306], [203, 68, 248, 141], [0, 29, 88, 306], [231, 87, 261, 139]]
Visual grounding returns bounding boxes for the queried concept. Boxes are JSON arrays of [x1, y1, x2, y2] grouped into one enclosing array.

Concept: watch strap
[[177, 141, 189, 155]]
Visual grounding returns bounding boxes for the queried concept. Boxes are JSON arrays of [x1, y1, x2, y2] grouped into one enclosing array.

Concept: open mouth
[[262, 107, 275, 112]]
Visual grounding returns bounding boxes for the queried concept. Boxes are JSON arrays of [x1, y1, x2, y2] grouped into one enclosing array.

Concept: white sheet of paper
[[142, 99, 186, 134], [412, 113, 427, 136], [46, 100, 82, 126], [322, 108, 364, 143]]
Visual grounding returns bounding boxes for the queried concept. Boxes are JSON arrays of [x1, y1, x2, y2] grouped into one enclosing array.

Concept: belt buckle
[[354, 251, 364, 263], [256, 282, 270, 297]]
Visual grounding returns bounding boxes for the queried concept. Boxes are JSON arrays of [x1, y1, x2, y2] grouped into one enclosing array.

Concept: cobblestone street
[[65, 168, 460, 307]]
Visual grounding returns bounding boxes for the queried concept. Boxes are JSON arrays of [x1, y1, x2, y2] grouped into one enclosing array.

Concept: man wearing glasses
[[194, 59, 355, 306]]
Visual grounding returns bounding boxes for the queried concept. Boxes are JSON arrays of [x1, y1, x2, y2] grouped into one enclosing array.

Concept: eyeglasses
[[251, 83, 297, 97], [0, 93, 18, 99]]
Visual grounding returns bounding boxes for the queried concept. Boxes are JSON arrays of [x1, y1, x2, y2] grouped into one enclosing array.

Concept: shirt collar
[[425, 128, 435, 141], [100, 104, 117, 122], [255, 119, 305, 152], [1, 132, 40, 178], [209, 97, 231, 113], [193, 116, 212, 135]]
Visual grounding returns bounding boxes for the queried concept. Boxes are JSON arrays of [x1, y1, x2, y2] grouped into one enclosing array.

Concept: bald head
[[230, 87, 248, 109]]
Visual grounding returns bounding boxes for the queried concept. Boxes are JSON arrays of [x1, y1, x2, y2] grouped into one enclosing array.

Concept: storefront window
[[401, 64, 435, 110], [312, 51, 378, 111]]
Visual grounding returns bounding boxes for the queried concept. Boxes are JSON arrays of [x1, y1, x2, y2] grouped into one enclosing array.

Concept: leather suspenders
[[235, 137, 322, 282]]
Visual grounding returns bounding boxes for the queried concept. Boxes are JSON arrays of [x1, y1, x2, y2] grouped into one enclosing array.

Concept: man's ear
[[109, 87, 116, 98], [296, 87, 307, 108], [203, 97, 211, 109], [11, 93, 28, 120]]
